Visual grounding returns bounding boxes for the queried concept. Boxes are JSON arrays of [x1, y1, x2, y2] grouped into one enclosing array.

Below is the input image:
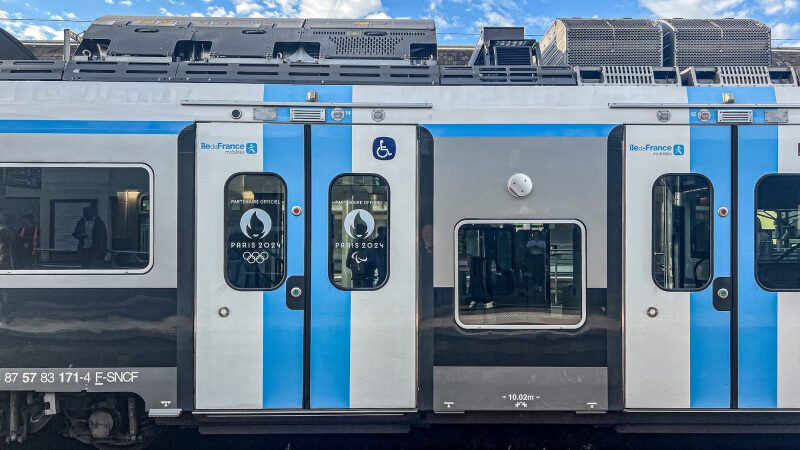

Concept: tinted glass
[[225, 174, 286, 290], [456, 222, 583, 327], [756, 175, 800, 290], [329, 174, 389, 290], [652, 175, 712, 290], [0, 166, 150, 271]]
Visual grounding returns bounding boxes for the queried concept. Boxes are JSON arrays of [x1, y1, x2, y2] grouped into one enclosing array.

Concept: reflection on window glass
[[0, 166, 150, 271], [329, 174, 389, 290], [225, 174, 286, 290], [456, 222, 583, 327], [756, 175, 800, 290], [652, 175, 712, 290]]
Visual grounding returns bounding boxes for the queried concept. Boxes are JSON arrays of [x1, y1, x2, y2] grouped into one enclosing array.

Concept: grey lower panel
[[433, 366, 607, 412], [0, 367, 177, 412]]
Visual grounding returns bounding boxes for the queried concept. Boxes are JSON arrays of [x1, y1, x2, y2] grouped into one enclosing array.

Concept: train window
[[329, 174, 389, 290], [755, 175, 800, 290], [652, 174, 712, 290], [0, 165, 151, 272], [455, 221, 585, 329], [225, 173, 287, 290]]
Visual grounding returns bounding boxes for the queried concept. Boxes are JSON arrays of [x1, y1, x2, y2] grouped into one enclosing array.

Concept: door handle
[[286, 275, 305, 311], [712, 277, 732, 312]]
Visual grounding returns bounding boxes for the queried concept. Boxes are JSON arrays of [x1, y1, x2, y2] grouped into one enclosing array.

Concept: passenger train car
[[0, 15, 799, 446]]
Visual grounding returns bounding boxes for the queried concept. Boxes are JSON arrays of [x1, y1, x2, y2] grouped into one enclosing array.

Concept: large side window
[[329, 174, 389, 290], [756, 174, 800, 290], [652, 174, 712, 291], [225, 173, 286, 290], [0, 165, 151, 272], [456, 221, 585, 328]]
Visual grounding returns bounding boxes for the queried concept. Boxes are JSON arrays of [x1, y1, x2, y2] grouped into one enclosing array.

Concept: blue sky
[[1, 0, 799, 45]]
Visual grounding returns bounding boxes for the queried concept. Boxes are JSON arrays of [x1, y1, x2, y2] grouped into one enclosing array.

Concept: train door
[[194, 121, 417, 410], [625, 121, 800, 409]]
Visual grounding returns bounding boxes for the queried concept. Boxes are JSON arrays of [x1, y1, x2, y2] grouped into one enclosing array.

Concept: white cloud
[[298, 0, 387, 19], [772, 21, 800, 45], [63, 12, 78, 19], [158, 7, 174, 15], [480, 10, 514, 27], [760, 0, 798, 14], [119, 1, 133, 5], [104, 0, 114, 4], [233, 0, 264, 14], [206, 5, 236, 17], [638, 0, 747, 18], [190, 12, 205, 16], [526, 15, 552, 29]]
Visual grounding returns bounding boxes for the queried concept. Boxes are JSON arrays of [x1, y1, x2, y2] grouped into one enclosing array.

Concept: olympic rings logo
[[242, 251, 270, 264]]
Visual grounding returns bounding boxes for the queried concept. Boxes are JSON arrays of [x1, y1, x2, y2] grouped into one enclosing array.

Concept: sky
[[0, 0, 799, 46]]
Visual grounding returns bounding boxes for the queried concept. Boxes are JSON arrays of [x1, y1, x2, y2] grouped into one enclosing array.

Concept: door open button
[[290, 287, 302, 298]]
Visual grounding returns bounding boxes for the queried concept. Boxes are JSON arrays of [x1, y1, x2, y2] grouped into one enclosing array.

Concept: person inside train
[[72, 206, 108, 269], [14, 214, 38, 269], [0, 213, 14, 270], [372, 226, 388, 284], [345, 221, 377, 288], [525, 230, 548, 309]]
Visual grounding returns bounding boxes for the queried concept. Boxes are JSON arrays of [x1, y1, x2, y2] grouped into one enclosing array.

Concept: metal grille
[[717, 110, 754, 123], [494, 46, 531, 65], [289, 108, 326, 122], [603, 66, 654, 84], [660, 18, 771, 67], [718, 66, 770, 85], [541, 18, 662, 66], [327, 35, 402, 58]]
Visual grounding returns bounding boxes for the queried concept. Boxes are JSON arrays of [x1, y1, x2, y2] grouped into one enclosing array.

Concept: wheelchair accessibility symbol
[[373, 137, 396, 160]]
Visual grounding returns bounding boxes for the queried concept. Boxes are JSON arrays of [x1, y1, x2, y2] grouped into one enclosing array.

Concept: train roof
[[1, 15, 799, 87]]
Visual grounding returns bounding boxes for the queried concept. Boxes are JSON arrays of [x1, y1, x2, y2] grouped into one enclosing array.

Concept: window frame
[[650, 173, 715, 292], [327, 172, 391, 292], [0, 162, 155, 275], [754, 173, 800, 292], [223, 172, 288, 292], [453, 218, 588, 330]]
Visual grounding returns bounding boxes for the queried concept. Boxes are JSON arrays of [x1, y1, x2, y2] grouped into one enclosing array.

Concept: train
[[0, 14, 799, 447]]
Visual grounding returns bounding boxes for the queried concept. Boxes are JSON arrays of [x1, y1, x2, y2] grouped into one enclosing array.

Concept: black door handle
[[712, 277, 732, 312]]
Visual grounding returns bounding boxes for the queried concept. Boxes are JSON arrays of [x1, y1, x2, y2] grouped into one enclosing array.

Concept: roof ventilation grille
[[717, 66, 770, 85], [469, 27, 538, 66]]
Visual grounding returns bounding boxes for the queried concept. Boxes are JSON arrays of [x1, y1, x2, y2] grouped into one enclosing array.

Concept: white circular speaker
[[507, 173, 533, 198]]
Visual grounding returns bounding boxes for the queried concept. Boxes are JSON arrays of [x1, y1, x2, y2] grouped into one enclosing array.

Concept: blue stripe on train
[[262, 124, 305, 408], [0, 120, 191, 134], [309, 124, 353, 408], [422, 123, 616, 137], [737, 125, 778, 408], [261, 85, 353, 408], [687, 86, 778, 408], [689, 125, 731, 408]]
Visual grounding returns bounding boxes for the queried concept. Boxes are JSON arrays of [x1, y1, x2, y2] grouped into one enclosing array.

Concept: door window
[[455, 221, 585, 328], [652, 174, 713, 291], [329, 174, 389, 290], [755, 174, 800, 290], [225, 173, 287, 290]]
